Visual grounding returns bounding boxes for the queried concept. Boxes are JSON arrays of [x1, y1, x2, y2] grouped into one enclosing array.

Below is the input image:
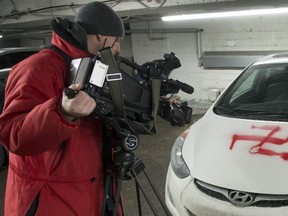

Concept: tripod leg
[[131, 169, 160, 216], [113, 172, 124, 216], [135, 179, 142, 216], [143, 170, 172, 216], [120, 195, 125, 216], [101, 175, 112, 216]]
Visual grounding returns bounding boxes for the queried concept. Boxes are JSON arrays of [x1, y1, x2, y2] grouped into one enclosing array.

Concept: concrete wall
[[129, 13, 288, 113], [19, 35, 134, 59], [20, 37, 51, 47]]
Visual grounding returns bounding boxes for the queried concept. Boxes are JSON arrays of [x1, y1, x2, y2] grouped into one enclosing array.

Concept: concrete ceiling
[[1, 0, 288, 39]]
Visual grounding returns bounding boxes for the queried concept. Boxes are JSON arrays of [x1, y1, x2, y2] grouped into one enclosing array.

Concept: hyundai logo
[[228, 190, 255, 207]]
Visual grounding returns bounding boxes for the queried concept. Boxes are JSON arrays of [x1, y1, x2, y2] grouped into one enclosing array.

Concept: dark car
[[0, 48, 39, 168], [0, 47, 39, 70], [0, 68, 10, 168]]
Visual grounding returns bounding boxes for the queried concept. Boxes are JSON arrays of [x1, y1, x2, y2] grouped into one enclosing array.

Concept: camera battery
[[89, 60, 109, 87]]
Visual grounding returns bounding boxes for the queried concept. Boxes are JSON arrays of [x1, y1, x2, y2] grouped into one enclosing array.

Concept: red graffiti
[[230, 125, 288, 160]]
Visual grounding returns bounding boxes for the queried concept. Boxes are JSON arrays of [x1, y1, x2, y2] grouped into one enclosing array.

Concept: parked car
[[165, 52, 288, 216], [0, 47, 39, 70], [0, 68, 10, 168], [0, 47, 39, 168]]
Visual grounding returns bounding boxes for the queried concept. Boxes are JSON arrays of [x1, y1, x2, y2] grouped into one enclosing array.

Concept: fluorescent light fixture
[[0, 35, 2, 39], [162, 7, 288, 21]]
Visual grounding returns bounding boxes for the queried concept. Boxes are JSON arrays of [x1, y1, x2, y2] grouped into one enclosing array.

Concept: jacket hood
[[183, 108, 288, 194], [50, 18, 93, 60], [51, 32, 92, 60]]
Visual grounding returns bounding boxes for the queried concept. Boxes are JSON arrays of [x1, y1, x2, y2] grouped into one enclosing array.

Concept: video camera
[[66, 48, 193, 136]]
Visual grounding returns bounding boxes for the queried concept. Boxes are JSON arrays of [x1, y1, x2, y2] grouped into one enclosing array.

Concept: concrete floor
[[0, 114, 203, 216]]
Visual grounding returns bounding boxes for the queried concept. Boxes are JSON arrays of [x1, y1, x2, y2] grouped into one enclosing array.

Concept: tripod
[[100, 135, 172, 216]]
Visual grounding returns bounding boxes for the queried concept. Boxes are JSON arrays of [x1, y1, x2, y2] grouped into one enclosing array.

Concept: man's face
[[103, 36, 122, 55], [86, 35, 122, 56], [111, 37, 122, 56]]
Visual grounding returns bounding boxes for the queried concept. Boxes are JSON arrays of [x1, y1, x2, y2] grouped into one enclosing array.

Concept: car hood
[[183, 109, 288, 194]]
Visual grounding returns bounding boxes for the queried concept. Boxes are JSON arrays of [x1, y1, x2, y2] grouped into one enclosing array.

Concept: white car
[[165, 52, 288, 216]]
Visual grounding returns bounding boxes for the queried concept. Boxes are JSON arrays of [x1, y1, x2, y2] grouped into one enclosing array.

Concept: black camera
[[67, 48, 193, 135]]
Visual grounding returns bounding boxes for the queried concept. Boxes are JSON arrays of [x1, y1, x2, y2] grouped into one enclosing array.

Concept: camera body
[[68, 50, 193, 133]]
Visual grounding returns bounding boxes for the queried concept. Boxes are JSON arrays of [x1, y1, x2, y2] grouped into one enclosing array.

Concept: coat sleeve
[[0, 54, 78, 156]]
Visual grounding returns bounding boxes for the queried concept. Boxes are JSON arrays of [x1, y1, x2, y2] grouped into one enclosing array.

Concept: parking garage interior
[[1, 0, 288, 215]]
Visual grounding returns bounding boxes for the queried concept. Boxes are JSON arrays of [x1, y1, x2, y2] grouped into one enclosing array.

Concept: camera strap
[[99, 48, 160, 135], [99, 48, 125, 114], [45, 44, 73, 66]]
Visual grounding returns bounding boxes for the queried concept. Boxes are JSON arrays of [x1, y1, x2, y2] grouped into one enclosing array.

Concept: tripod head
[[102, 120, 171, 216], [103, 117, 140, 178]]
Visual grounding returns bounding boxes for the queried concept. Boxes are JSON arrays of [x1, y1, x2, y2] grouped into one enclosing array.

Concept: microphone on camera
[[176, 80, 194, 94], [166, 79, 194, 94]]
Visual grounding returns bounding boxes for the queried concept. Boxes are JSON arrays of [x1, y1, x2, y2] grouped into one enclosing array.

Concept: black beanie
[[75, 1, 125, 37]]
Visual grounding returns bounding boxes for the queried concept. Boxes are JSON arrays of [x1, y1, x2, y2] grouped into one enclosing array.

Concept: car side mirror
[[207, 89, 221, 102]]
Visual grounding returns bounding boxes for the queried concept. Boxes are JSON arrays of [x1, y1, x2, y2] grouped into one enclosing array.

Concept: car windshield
[[214, 62, 288, 121]]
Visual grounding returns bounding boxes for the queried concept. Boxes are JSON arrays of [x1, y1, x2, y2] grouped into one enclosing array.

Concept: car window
[[215, 63, 288, 121], [0, 51, 37, 69], [0, 56, 6, 69], [230, 71, 257, 103], [0, 75, 8, 112]]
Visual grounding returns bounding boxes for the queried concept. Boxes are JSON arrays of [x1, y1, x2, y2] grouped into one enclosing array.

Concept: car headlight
[[171, 129, 190, 179]]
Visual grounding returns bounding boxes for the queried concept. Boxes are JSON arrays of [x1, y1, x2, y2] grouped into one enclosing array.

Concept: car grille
[[195, 179, 288, 207]]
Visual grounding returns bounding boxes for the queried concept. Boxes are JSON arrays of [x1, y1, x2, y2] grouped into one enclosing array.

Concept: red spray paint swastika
[[230, 125, 288, 160]]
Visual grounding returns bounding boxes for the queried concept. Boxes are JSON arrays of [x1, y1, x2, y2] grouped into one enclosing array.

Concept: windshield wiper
[[241, 111, 288, 117], [213, 105, 240, 116], [240, 111, 288, 121]]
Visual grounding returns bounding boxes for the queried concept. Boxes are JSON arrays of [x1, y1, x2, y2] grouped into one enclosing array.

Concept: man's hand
[[61, 83, 96, 121]]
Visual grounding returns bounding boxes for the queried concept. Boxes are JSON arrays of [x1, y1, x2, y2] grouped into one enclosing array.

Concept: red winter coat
[[0, 33, 105, 216]]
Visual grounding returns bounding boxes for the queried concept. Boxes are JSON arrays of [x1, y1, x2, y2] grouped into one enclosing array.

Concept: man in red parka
[[0, 1, 124, 216]]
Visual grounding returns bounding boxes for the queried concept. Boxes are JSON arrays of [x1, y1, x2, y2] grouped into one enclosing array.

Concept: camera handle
[[101, 146, 172, 216]]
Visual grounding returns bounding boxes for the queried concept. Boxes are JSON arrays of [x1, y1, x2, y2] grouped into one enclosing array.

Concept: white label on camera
[[106, 73, 122, 81], [89, 60, 109, 87]]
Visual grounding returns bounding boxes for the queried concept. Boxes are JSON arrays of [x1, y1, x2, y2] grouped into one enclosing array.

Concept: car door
[[0, 69, 9, 168]]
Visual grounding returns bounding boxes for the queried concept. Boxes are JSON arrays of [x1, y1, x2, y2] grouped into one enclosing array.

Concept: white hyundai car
[[165, 52, 288, 216]]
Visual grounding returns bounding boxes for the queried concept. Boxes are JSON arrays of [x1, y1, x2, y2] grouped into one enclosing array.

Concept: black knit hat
[[75, 1, 125, 37]]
